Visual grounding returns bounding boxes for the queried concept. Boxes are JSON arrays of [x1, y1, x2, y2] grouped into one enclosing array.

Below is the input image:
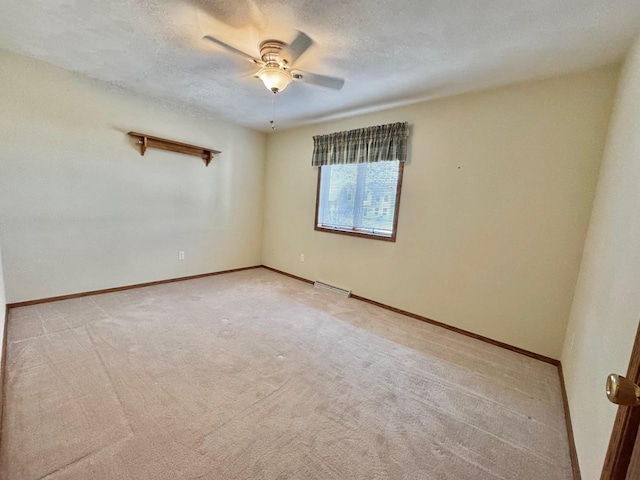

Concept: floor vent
[[314, 281, 351, 298]]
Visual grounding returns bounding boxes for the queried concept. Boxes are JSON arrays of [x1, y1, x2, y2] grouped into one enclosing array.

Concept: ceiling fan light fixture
[[257, 66, 293, 93]]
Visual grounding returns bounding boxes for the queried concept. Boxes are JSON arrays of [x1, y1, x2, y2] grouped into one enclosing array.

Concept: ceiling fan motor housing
[[260, 40, 288, 67]]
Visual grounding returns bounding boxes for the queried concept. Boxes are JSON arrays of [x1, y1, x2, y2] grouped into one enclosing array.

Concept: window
[[315, 160, 404, 241], [311, 122, 408, 241]]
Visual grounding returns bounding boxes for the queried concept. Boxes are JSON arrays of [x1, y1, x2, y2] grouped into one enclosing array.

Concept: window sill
[[315, 225, 396, 242]]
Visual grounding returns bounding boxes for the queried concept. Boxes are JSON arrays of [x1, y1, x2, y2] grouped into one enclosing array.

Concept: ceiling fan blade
[[203, 35, 262, 64], [292, 70, 345, 90], [284, 31, 313, 65]]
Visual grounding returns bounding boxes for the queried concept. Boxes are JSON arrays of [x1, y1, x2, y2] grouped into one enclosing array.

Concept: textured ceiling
[[1, 0, 639, 131]]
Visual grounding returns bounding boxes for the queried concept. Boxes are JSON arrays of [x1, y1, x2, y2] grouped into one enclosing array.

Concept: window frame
[[314, 161, 405, 242]]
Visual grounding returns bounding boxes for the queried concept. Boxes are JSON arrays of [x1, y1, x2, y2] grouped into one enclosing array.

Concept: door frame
[[601, 320, 640, 479]]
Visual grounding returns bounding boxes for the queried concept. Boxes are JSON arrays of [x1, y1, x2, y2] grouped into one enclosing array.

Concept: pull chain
[[269, 91, 277, 130]]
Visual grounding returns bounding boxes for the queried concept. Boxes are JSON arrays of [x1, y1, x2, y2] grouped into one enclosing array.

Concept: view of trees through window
[[317, 160, 400, 236]]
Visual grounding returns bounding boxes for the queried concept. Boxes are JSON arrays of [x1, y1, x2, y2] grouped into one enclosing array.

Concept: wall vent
[[314, 281, 351, 298]]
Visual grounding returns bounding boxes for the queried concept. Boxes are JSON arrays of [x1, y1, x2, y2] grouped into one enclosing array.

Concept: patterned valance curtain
[[311, 122, 409, 167]]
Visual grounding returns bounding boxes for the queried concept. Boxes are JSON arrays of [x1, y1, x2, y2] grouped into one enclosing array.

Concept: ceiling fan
[[203, 31, 345, 94]]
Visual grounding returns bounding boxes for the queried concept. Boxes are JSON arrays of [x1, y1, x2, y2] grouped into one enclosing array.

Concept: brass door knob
[[606, 374, 640, 406]]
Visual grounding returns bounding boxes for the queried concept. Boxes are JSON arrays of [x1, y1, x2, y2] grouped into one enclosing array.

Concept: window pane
[[318, 161, 400, 237], [358, 161, 399, 233]]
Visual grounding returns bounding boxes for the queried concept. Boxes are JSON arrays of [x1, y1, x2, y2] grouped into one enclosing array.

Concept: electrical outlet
[[300, 254, 305, 262], [179, 251, 185, 260]]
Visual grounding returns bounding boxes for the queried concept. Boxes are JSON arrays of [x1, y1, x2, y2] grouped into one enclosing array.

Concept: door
[[602, 321, 640, 479], [627, 428, 640, 479]]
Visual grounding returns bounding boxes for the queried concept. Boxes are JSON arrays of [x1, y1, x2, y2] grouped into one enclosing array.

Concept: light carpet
[[0, 268, 572, 479]]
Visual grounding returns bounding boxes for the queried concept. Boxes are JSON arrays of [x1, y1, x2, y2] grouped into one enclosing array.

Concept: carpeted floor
[[0, 268, 572, 479]]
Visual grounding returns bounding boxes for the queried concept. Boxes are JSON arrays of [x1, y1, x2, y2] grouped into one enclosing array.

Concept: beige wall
[[0, 49, 266, 303], [263, 66, 619, 359], [561, 35, 640, 479]]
